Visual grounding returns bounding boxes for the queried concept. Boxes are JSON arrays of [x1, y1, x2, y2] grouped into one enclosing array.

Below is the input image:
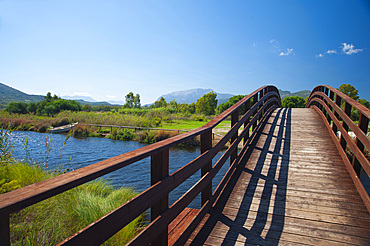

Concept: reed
[[0, 127, 144, 245]]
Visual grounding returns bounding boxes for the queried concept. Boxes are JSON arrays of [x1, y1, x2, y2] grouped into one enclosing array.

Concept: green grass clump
[[1, 163, 143, 245], [0, 127, 143, 245]]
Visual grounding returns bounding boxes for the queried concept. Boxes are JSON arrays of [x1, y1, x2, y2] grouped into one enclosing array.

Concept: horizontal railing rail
[[306, 85, 370, 211], [0, 86, 281, 246]]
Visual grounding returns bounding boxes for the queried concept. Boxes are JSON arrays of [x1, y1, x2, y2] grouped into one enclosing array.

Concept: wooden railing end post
[[0, 214, 10, 246]]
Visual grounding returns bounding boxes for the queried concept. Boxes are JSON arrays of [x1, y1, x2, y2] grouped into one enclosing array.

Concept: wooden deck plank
[[185, 108, 370, 245], [168, 208, 199, 246]]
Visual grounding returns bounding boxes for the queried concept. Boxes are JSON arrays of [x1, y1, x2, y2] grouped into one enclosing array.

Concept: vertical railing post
[[328, 90, 335, 126], [340, 102, 351, 151], [231, 109, 239, 165], [323, 87, 330, 123], [318, 86, 324, 111], [200, 130, 212, 206], [258, 89, 264, 121], [0, 214, 10, 246], [352, 114, 369, 175], [252, 94, 258, 131], [333, 95, 342, 135], [244, 100, 251, 146], [151, 149, 169, 246]]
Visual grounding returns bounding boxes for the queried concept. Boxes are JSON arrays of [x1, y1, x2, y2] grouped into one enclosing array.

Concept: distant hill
[[158, 88, 234, 105], [62, 95, 97, 102], [70, 99, 114, 106], [0, 82, 44, 109], [0, 82, 115, 109], [279, 89, 311, 100], [62, 95, 119, 106]]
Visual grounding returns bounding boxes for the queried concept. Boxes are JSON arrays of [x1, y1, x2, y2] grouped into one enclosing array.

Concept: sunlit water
[[9, 131, 229, 208]]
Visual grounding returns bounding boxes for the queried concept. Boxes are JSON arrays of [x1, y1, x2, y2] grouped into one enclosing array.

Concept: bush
[[118, 129, 136, 141], [192, 115, 207, 122], [6, 102, 28, 114], [72, 125, 90, 137], [282, 96, 306, 108]]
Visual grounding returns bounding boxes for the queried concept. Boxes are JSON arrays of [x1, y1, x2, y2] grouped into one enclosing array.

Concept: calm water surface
[[9, 131, 229, 208]]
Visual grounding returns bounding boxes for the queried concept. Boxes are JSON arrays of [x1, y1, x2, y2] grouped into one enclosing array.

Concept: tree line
[[5, 84, 369, 120], [6, 92, 82, 116]]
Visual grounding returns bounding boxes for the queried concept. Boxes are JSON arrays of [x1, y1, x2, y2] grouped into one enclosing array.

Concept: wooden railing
[[0, 86, 281, 246], [307, 85, 370, 211]]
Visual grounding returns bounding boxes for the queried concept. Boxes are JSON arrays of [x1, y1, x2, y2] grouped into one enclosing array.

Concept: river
[[9, 131, 229, 208]]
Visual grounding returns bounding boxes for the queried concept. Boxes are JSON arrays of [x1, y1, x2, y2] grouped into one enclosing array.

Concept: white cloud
[[270, 39, 294, 56], [316, 43, 364, 58], [341, 43, 363, 55], [270, 39, 278, 44], [106, 95, 117, 99], [279, 48, 294, 56]]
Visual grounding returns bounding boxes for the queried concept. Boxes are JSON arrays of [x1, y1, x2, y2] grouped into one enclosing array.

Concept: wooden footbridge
[[1, 85, 369, 245]]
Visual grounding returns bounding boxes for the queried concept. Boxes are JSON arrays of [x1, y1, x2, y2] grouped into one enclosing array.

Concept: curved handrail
[[0, 86, 281, 246], [306, 85, 370, 211]]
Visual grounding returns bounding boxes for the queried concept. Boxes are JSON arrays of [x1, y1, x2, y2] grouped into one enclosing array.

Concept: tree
[[134, 93, 141, 108], [27, 103, 37, 114], [195, 91, 218, 115], [216, 95, 246, 115], [44, 92, 52, 102], [154, 97, 167, 108], [124, 92, 140, 108], [82, 104, 92, 112], [338, 84, 359, 100], [6, 102, 28, 114], [44, 104, 56, 116], [124, 92, 135, 108], [282, 96, 306, 108], [358, 99, 370, 109]]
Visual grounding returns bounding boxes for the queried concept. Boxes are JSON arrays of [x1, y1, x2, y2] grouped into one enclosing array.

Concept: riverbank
[[0, 110, 231, 146], [0, 128, 144, 245]]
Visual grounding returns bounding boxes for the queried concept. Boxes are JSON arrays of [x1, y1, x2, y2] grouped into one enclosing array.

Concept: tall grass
[[0, 127, 144, 245]]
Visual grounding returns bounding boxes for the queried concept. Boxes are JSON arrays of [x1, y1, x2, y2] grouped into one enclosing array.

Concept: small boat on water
[[48, 122, 78, 133]]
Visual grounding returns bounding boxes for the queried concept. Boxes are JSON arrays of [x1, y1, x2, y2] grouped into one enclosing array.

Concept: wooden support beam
[[151, 149, 169, 246], [244, 100, 251, 146], [352, 114, 369, 175], [333, 95, 342, 134], [340, 102, 351, 151], [200, 130, 212, 206], [0, 214, 10, 246], [231, 109, 239, 166], [252, 94, 258, 131]]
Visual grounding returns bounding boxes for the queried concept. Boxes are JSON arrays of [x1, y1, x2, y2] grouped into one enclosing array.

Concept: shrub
[[282, 96, 306, 108], [192, 115, 207, 122], [72, 125, 90, 137], [118, 129, 136, 141]]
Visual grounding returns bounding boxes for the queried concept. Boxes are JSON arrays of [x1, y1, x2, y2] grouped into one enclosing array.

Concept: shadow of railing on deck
[[190, 108, 291, 245]]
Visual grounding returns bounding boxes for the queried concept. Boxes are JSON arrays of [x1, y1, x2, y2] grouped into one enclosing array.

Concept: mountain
[[157, 88, 234, 105], [62, 96, 124, 106], [0, 82, 44, 109], [0, 82, 116, 109], [279, 89, 311, 100], [62, 95, 97, 102]]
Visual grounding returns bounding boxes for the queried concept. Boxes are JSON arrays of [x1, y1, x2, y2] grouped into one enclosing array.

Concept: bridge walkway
[[185, 108, 370, 245]]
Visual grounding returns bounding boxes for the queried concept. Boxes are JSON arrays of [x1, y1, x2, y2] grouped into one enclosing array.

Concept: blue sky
[[0, 0, 369, 104]]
